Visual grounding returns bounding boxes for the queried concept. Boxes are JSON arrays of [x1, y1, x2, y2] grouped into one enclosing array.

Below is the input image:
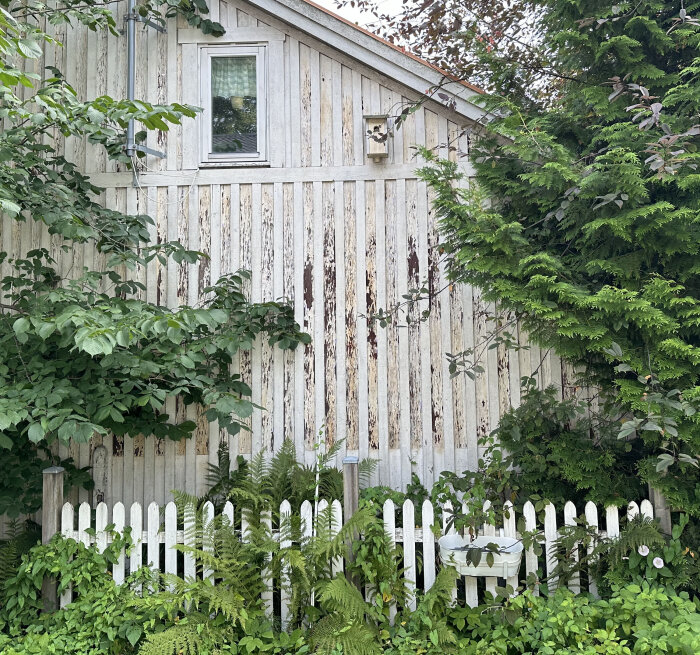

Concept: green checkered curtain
[[212, 56, 256, 99]]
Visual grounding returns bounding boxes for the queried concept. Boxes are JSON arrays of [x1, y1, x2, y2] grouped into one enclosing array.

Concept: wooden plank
[[292, 181, 305, 459], [364, 180, 379, 480], [312, 182, 325, 449], [319, 54, 333, 167], [384, 179, 400, 479], [288, 38, 301, 168], [344, 182, 358, 451], [273, 183, 285, 452], [333, 181, 347, 455], [260, 184, 274, 451], [299, 43, 312, 168], [302, 182, 315, 459], [322, 181, 336, 447], [355, 181, 370, 471]]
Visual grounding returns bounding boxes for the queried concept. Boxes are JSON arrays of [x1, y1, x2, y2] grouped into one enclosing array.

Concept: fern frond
[[318, 576, 370, 620], [309, 615, 381, 655], [138, 614, 231, 655]]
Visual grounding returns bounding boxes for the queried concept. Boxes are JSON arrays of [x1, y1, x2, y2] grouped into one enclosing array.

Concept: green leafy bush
[[455, 584, 700, 655]]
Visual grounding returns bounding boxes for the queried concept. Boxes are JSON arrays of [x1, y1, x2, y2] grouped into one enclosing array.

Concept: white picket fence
[[57, 497, 655, 612]]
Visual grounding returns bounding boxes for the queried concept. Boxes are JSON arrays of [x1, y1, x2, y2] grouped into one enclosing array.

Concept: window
[[200, 45, 267, 164]]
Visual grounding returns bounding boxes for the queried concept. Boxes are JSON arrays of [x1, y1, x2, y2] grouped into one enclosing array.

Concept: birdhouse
[[364, 114, 390, 160]]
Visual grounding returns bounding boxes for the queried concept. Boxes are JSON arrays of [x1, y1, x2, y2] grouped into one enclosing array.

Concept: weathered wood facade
[[3, 0, 571, 509]]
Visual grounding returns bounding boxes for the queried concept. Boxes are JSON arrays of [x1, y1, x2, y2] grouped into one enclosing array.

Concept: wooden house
[[8, 0, 569, 509]]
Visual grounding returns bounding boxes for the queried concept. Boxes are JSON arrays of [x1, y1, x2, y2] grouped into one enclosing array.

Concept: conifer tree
[[418, 0, 700, 515]]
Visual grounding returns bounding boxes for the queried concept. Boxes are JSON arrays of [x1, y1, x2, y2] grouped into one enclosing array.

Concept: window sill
[[199, 161, 271, 169]]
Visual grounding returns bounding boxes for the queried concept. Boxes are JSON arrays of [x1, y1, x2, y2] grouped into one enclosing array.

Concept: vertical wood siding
[[1, 0, 572, 509]]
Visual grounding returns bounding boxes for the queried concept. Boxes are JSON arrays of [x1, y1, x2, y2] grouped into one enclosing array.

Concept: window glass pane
[[211, 56, 257, 154]]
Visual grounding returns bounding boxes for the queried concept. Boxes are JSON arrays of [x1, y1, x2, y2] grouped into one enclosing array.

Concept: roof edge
[[241, 0, 488, 122]]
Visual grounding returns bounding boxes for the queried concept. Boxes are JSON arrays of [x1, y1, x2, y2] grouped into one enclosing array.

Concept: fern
[[309, 614, 381, 655], [138, 615, 228, 655]]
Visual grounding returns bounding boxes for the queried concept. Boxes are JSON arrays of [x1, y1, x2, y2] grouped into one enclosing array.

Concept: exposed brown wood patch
[[195, 405, 209, 456], [113, 435, 124, 457]]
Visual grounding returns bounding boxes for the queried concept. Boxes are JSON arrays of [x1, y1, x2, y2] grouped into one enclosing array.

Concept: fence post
[[41, 466, 65, 612], [343, 456, 359, 585], [649, 485, 672, 535], [343, 456, 359, 523]]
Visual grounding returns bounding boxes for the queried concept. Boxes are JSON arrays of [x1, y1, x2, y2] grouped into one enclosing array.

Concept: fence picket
[[183, 502, 195, 580], [112, 502, 126, 586], [262, 508, 273, 616], [148, 502, 160, 573], [522, 501, 538, 596], [383, 499, 397, 622], [223, 501, 234, 526], [78, 502, 91, 547], [280, 499, 292, 629], [544, 503, 557, 591], [584, 501, 599, 597], [627, 502, 640, 521], [60, 502, 74, 608], [564, 501, 579, 594], [606, 506, 620, 540], [502, 501, 518, 593], [482, 501, 497, 599], [95, 502, 108, 553], [130, 502, 143, 589], [403, 499, 416, 611], [640, 499, 654, 519], [203, 501, 215, 582], [331, 499, 343, 576], [422, 500, 436, 592], [165, 502, 177, 577]]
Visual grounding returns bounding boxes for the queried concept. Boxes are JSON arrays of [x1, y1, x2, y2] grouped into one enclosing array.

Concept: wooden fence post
[[343, 456, 359, 585], [649, 485, 672, 535], [41, 466, 64, 612]]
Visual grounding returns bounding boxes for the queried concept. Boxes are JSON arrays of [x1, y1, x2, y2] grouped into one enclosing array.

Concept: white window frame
[[200, 44, 268, 165]]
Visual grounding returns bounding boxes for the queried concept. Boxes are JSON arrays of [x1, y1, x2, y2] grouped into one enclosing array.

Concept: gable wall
[[2, 0, 572, 511]]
